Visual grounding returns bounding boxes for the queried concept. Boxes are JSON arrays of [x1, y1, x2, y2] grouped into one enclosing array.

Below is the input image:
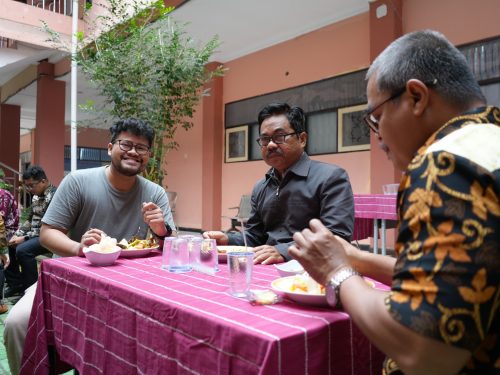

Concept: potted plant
[[45, 0, 223, 184]]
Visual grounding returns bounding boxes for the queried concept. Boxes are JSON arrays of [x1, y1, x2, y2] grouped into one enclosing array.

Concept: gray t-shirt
[[42, 166, 176, 242]]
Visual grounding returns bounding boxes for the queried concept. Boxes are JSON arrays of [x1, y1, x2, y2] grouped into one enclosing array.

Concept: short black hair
[[109, 118, 155, 147], [22, 165, 47, 181], [258, 102, 306, 133]]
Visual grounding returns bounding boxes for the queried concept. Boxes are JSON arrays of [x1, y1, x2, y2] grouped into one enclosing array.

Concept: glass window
[[249, 123, 263, 160], [306, 111, 338, 155]]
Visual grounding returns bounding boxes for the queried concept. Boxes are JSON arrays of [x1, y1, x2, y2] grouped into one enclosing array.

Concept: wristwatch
[[325, 266, 360, 308], [152, 224, 173, 240]]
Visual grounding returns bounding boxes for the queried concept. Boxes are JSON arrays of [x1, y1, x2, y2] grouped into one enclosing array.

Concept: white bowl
[[83, 246, 122, 266], [273, 259, 304, 277]]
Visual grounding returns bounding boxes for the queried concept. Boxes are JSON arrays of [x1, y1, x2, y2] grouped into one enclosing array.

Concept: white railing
[[29, 0, 73, 16]]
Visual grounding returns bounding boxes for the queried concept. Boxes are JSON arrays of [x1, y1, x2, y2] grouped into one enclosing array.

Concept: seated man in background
[[6, 165, 56, 297], [290, 30, 499, 374], [0, 188, 19, 313], [4, 118, 176, 375], [204, 102, 354, 265]]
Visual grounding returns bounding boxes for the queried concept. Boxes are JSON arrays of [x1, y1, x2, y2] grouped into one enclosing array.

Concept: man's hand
[[8, 235, 25, 246], [202, 231, 229, 245], [253, 245, 284, 265], [79, 228, 106, 256], [289, 219, 353, 285], [0, 253, 10, 268], [142, 202, 167, 237]]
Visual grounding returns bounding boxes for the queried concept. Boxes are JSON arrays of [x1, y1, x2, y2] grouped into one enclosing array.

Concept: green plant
[[44, 0, 224, 184], [0, 169, 12, 190]]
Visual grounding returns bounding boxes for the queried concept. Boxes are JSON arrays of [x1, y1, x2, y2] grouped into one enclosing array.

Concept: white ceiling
[[1, 0, 369, 133]]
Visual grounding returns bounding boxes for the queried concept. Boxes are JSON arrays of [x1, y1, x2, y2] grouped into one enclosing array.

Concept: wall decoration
[[338, 104, 370, 152], [225, 126, 248, 162]]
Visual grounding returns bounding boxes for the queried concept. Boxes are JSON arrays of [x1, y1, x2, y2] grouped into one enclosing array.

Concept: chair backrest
[[166, 191, 178, 213], [236, 195, 252, 219]]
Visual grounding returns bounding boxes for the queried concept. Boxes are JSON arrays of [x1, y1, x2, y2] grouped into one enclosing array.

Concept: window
[[306, 111, 338, 155]]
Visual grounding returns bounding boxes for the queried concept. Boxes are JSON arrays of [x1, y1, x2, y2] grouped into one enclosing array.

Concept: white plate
[[273, 259, 304, 277], [271, 276, 375, 307], [119, 247, 158, 258], [217, 246, 254, 263]]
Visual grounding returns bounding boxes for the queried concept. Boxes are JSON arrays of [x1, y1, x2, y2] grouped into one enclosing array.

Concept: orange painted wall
[[166, 13, 371, 230], [63, 126, 109, 147], [165, 0, 499, 232]]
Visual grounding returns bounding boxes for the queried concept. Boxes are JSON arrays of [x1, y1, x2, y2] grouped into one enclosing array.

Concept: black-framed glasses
[[363, 79, 438, 134], [256, 132, 298, 147], [113, 139, 151, 155], [25, 180, 43, 190]]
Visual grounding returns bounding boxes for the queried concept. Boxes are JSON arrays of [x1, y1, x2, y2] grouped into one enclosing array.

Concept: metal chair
[[224, 195, 252, 233]]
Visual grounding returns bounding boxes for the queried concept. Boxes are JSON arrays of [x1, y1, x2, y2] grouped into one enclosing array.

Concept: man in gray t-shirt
[[4, 118, 176, 375]]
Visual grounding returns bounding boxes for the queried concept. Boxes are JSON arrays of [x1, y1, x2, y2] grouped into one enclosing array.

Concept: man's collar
[[417, 106, 499, 157], [266, 152, 310, 180]]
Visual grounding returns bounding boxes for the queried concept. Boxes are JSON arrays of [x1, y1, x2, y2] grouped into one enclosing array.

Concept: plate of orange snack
[[271, 273, 374, 307]]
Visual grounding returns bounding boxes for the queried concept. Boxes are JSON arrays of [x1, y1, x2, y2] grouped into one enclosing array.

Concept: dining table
[[353, 194, 398, 255], [21, 251, 386, 375]]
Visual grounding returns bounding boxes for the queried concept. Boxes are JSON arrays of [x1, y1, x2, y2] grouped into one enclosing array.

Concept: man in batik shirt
[[7, 166, 56, 295], [289, 30, 499, 374]]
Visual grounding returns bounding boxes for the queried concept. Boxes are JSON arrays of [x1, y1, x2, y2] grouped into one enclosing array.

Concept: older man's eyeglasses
[[114, 140, 151, 155], [364, 79, 437, 134], [256, 132, 298, 147]]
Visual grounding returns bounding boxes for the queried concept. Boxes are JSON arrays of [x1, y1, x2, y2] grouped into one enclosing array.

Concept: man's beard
[[112, 158, 145, 177]]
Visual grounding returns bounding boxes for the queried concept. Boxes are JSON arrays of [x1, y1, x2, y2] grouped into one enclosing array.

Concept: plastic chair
[[224, 195, 252, 233]]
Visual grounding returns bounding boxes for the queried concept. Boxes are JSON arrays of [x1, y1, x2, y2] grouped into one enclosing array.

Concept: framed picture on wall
[[338, 104, 371, 152], [225, 125, 248, 162]]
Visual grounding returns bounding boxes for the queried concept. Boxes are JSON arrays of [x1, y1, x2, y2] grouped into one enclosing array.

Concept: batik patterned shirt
[[15, 184, 56, 239], [0, 188, 19, 241], [384, 106, 500, 374]]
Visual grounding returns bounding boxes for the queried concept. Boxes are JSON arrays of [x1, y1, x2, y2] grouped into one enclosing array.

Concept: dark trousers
[[8, 237, 48, 290]]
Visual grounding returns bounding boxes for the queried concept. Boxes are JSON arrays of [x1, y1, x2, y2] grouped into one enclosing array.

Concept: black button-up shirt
[[228, 152, 355, 260]]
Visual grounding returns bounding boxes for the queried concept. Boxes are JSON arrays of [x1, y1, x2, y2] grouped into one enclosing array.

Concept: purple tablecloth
[[21, 253, 385, 374], [353, 194, 398, 240]]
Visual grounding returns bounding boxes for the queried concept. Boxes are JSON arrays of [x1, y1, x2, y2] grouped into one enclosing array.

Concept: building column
[[0, 103, 21, 184], [33, 61, 66, 185], [368, 0, 403, 193], [201, 62, 224, 231]]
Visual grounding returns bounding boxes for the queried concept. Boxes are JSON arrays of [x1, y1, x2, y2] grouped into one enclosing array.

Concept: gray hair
[[366, 30, 485, 109]]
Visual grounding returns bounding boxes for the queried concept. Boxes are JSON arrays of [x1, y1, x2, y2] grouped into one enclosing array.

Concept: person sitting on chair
[[6, 165, 56, 297], [204, 102, 355, 265]]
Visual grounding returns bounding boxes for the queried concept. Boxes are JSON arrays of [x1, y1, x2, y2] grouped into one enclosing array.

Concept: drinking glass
[[161, 237, 176, 270], [227, 252, 254, 297], [167, 238, 192, 273], [200, 238, 219, 273]]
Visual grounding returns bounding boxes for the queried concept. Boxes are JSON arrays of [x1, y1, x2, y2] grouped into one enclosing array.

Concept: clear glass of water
[[167, 238, 192, 273], [227, 252, 254, 297]]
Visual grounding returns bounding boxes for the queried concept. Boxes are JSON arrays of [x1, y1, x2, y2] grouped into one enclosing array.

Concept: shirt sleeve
[[388, 151, 500, 353]]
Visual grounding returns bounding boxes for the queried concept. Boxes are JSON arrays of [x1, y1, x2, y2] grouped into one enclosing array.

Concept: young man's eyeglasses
[[256, 132, 298, 147], [364, 79, 437, 134], [24, 180, 43, 190], [113, 140, 151, 155]]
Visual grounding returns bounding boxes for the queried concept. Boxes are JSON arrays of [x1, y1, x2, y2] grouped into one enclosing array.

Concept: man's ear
[[299, 132, 308, 147], [406, 79, 430, 117], [107, 143, 113, 156]]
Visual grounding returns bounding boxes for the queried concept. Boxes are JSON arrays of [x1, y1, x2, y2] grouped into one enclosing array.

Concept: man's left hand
[[142, 202, 167, 237], [252, 245, 285, 265]]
